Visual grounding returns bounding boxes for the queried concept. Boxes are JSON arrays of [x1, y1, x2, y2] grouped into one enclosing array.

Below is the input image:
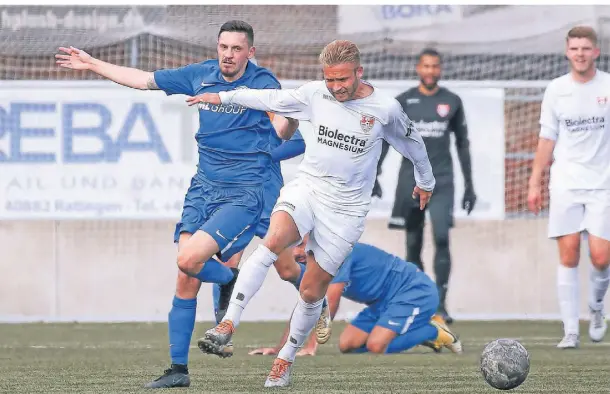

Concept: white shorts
[[548, 189, 610, 241], [272, 179, 365, 276]]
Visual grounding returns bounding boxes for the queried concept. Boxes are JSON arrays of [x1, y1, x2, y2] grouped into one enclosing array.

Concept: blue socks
[[385, 323, 438, 353], [193, 259, 234, 284], [168, 296, 197, 365]]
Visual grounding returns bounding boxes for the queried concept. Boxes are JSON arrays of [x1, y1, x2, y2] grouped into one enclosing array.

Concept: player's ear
[[248, 46, 256, 59], [355, 65, 364, 79], [593, 46, 601, 60]]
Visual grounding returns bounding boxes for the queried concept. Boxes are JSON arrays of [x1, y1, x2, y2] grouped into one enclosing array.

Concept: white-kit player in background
[[187, 39, 435, 387], [528, 25, 610, 349]]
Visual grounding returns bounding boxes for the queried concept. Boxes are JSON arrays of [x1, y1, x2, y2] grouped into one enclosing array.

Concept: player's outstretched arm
[[55, 46, 156, 90], [270, 130, 306, 161], [186, 83, 313, 128]]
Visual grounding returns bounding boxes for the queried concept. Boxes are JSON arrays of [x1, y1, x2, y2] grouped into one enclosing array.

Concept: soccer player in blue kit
[[250, 238, 462, 357], [210, 128, 312, 350], [56, 20, 303, 388]]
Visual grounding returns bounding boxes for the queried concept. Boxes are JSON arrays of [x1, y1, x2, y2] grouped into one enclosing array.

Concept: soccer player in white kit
[[187, 40, 435, 387], [528, 26, 610, 349]]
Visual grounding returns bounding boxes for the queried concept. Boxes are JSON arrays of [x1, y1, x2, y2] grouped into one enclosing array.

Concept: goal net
[[1, 5, 607, 321]]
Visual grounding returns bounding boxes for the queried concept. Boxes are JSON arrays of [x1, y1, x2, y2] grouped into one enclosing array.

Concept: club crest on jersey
[[597, 96, 608, 107], [437, 104, 450, 117], [360, 115, 375, 133]]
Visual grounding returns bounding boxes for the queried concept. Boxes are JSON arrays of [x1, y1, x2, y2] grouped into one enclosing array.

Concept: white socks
[[589, 264, 609, 312], [223, 245, 278, 328], [278, 295, 323, 363], [557, 265, 579, 335]]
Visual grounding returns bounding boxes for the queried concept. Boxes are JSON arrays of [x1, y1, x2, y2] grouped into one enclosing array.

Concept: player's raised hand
[[248, 347, 278, 356], [412, 186, 432, 210], [186, 93, 221, 106], [55, 46, 94, 70], [527, 184, 542, 214]]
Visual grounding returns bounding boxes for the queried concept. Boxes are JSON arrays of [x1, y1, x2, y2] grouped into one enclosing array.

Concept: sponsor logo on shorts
[[388, 320, 401, 327], [235, 292, 245, 301], [289, 336, 297, 344], [317, 125, 366, 153]]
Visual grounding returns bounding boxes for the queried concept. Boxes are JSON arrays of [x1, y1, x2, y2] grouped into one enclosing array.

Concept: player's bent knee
[[590, 252, 610, 270], [366, 339, 389, 354], [558, 234, 581, 268], [338, 334, 365, 353], [433, 232, 450, 248], [176, 250, 199, 276], [276, 265, 295, 282], [299, 286, 324, 304], [339, 340, 357, 353]]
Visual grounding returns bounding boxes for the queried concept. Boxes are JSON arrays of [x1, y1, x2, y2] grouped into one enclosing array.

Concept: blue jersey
[[154, 59, 280, 186], [268, 130, 305, 189], [331, 243, 422, 305]]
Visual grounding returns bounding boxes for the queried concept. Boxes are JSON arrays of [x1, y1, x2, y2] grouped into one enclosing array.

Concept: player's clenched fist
[[412, 186, 433, 210], [55, 46, 94, 70], [186, 93, 221, 106]]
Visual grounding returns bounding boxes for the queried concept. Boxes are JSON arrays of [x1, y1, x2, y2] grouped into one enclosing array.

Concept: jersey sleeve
[[539, 82, 559, 141], [153, 63, 201, 96], [383, 101, 436, 192], [219, 81, 315, 121], [270, 130, 306, 162], [254, 71, 282, 90], [450, 96, 469, 145], [450, 96, 474, 187]]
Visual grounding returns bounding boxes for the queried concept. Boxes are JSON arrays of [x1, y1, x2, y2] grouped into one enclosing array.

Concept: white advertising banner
[[0, 80, 504, 220], [338, 5, 465, 35]]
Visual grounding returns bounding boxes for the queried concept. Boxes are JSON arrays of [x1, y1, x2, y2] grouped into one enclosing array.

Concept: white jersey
[[219, 81, 435, 216], [540, 70, 610, 190]]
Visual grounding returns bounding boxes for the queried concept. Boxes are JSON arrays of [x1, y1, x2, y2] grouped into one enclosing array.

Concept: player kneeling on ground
[[250, 237, 462, 356]]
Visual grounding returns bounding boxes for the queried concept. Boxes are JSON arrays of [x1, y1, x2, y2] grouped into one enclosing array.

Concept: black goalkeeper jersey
[[380, 86, 472, 190]]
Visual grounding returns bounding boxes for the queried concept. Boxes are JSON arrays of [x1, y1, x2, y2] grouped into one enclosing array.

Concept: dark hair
[[218, 20, 254, 47], [418, 48, 442, 64]]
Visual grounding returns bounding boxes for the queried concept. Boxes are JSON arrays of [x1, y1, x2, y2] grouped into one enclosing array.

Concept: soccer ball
[[480, 339, 530, 390]]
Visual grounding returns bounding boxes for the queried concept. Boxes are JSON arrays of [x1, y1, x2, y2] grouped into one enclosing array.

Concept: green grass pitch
[[0, 321, 608, 393]]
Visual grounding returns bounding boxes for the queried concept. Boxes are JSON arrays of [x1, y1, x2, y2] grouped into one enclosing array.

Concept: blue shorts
[[350, 270, 439, 336], [174, 177, 264, 261], [255, 177, 282, 239]]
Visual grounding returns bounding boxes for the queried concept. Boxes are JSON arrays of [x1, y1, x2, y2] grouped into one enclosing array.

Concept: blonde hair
[[319, 40, 361, 67], [566, 25, 598, 46]]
